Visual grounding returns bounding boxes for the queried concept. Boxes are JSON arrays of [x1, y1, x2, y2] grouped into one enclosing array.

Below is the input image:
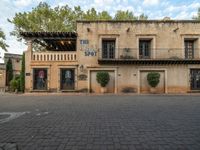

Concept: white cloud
[[163, 1, 200, 19], [14, 0, 32, 7], [143, 0, 159, 6], [94, 0, 114, 5], [14, 0, 44, 7]]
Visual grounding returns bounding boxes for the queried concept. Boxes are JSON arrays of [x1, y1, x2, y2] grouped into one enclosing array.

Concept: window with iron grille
[[60, 69, 75, 90], [190, 69, 200, 90], [185, 40, 194, 59], [102, 39, 115, 59], [139, 40, 151, 59], [33, 68, 48, 90]]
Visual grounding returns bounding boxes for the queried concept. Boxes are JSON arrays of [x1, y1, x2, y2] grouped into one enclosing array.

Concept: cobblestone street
[[0, 94, 200, 150]]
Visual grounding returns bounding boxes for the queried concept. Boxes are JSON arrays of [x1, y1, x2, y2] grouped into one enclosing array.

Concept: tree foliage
[[0, 28, 9, 51], [8, 2, 148, 41], [193, 8, 200, 20], [8, 3, 77, 40], [138, 13, 148, 20], [98, 11, 112, 20], [6, 58, 13, 86], [114, 10, 138, 20]]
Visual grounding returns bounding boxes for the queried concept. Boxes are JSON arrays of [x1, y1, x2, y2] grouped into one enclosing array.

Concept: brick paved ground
[[0, 94, 200, 150]]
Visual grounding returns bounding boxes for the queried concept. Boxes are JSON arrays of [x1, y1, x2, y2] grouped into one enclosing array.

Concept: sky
[[0, 0, 200, 62]]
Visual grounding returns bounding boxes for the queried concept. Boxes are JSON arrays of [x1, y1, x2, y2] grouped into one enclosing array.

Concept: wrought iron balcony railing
[[98, 48, 200, 60]]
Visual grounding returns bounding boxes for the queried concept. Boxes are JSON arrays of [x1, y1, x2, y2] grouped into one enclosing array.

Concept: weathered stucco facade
[[23, 20, 200, 93]]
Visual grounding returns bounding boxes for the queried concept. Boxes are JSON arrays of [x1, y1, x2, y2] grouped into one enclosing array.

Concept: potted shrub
[[147, 72, 160, 93], [10, 79, 18, 93], [96, 71, 110, 93]]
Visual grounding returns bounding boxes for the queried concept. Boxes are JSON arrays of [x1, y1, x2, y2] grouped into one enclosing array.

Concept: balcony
[[98, 48, 200, 65], [32, 51, 77, 62]]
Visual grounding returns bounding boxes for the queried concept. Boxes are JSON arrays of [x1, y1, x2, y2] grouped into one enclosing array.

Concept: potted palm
[[96, 71, 110, 93], [147, 72, 160, 93]]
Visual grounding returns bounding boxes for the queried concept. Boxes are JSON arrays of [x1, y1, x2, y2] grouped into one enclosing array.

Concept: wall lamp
[[126, 27, 130, 32], [173, 27, 179, 32], [87, 28, 90, 32], [79, 65, 84, 72]]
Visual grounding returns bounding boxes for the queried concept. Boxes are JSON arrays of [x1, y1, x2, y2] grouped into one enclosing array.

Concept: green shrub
[[147, 72, 160, 88], [16, 78, 21, 91], [10, 79, 18, 92], [96, 72, 110, 87]]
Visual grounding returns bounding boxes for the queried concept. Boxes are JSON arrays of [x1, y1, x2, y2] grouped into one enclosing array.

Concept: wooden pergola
[[20, 32, 77, 51]]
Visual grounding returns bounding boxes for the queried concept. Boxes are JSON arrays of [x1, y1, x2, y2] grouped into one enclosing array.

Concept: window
[[190, 69, 200, 90], [60, 69, 75, 90], [185, 40, 194, 59], [102, 39, 115, 59], [33, 68, 48, 90], [139, 40, 151, 59]]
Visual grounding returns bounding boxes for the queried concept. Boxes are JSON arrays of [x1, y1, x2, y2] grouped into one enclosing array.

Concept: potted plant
[[147, 72, 160, 93], [10, 79, 18, 93], [96, 71, 110, 93]]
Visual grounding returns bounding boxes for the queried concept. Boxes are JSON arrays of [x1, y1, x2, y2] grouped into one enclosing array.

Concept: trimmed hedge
[[147, 72, 160, 88], [96, 71, 110, 87]]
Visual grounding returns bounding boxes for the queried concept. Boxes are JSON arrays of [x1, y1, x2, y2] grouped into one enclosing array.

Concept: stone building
[[0, 53, 22, 91], [22, 20, 200, 93], [4, 53, 22, 77]]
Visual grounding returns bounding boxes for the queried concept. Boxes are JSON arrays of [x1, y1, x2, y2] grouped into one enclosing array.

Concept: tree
[[9, 2, 148, 42], [20, 52, 25, 92], [8, 2, 77, 41], [6, 58, 13, 86], [0, 28, 9, 51], [98, 11, 112, 20], [114, 10, 137, 20], [193, 8, 200, 20], [138, 13, 148, 20], [83, 8, 98, 20]]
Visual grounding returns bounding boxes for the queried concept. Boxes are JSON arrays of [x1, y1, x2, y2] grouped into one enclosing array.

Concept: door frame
[[188, 66, 200, 92], [57, 66, 77, 91], [190, 68, 200, 90], [88, 67, 118, 93], [31, 65, 51, 91], [60, 68, 75, 90], [138, 68, 167, 94]]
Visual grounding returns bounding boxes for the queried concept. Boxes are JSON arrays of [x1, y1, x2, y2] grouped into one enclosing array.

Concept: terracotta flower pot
[[100, 87, 107, 93], [150, 87, 156, 94]]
